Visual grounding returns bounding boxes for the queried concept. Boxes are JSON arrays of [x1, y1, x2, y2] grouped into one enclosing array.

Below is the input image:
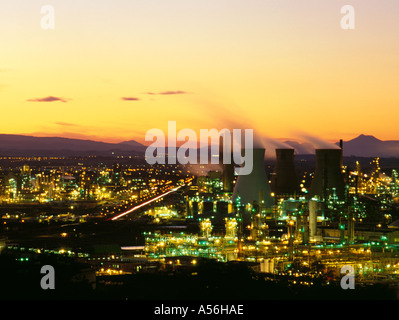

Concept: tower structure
[[270, 148, 299, 196], [232, 148, 274, 208], [219, 135, 235, 193], [308, 148, 345, 201]]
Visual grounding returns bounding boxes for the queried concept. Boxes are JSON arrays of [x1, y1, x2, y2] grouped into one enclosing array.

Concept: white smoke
[[294, 131, 340, 150]]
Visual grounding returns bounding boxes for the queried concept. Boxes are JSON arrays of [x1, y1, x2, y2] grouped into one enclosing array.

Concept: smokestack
[[309, 149, 345, 201], [232, 148, 274, 208], [270, 148, 299, 196], [222, 164, 235, 192], [219, 135, 235, 192]]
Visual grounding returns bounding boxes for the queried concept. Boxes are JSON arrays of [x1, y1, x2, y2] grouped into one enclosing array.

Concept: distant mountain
[[118, 140, 146, 148], [280, 134, 399, 158], [337, 134, 399, 158], [0, 133, 398, 158], [0, 134, 146, 156]]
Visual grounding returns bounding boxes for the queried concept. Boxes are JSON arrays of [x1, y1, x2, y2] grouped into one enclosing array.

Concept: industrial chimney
[[219, 135, 235, 192], [232, 148, 274, 208], [270, 148, 300, 196], [308, 148, 345, 201], [221, 159, 235, 193]]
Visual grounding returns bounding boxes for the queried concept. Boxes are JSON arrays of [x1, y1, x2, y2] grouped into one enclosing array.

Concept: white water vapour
[[295, 131, 340, 150], [263, 136, 294, 159], [193, 97, 266, 150]]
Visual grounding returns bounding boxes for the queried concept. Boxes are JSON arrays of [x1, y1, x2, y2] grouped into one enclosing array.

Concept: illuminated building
[[3, 153, 399, 289], [144, 232, 238, 262], [225, 217, 238, 239], [200, 218, 212, 237], [371, 157, 381, 181], [20, 165, 32, 191], [6, 175, 18, 201]]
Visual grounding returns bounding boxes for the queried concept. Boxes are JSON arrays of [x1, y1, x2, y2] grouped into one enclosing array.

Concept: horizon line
[[0, 132, 387, 146]]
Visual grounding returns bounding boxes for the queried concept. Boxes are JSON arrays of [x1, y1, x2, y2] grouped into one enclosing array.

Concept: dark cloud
[[27, 96, 68, 103], [121, 97, 140, 101]]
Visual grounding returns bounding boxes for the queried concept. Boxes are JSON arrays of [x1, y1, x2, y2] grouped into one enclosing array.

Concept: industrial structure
[[232, 147, 274, 208], [143, 137, 399, 285], [308, 148, 346, 201], [270, 148, 300, 197], [4, 138, 399, 292], [218, 135, 235, 193]]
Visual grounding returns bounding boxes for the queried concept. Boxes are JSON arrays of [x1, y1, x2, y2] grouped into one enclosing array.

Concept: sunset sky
[[1, 0, 399, 145]]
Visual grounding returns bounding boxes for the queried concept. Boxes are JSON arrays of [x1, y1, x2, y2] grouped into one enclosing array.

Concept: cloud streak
[[121, 97, 140, 101], [55, 122, 78, 127], [144, 90, 189, 95], [159, 90, 188, 95], [27, 96, 69, 103]]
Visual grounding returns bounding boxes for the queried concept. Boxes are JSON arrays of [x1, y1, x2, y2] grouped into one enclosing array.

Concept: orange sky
[[1, 0, 399, 144]]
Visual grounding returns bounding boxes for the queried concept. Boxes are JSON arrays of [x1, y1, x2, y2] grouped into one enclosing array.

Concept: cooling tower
[[308, 149, 345, 200], [270, 148, 299, 196], [232, 148, 274, 208]]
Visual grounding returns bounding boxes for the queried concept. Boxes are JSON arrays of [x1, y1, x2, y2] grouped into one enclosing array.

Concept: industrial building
[[232, 147, 274, 208], [176, 138, 399, 281], [270, 148, 300, 197], [308, 148, 346, 201]]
